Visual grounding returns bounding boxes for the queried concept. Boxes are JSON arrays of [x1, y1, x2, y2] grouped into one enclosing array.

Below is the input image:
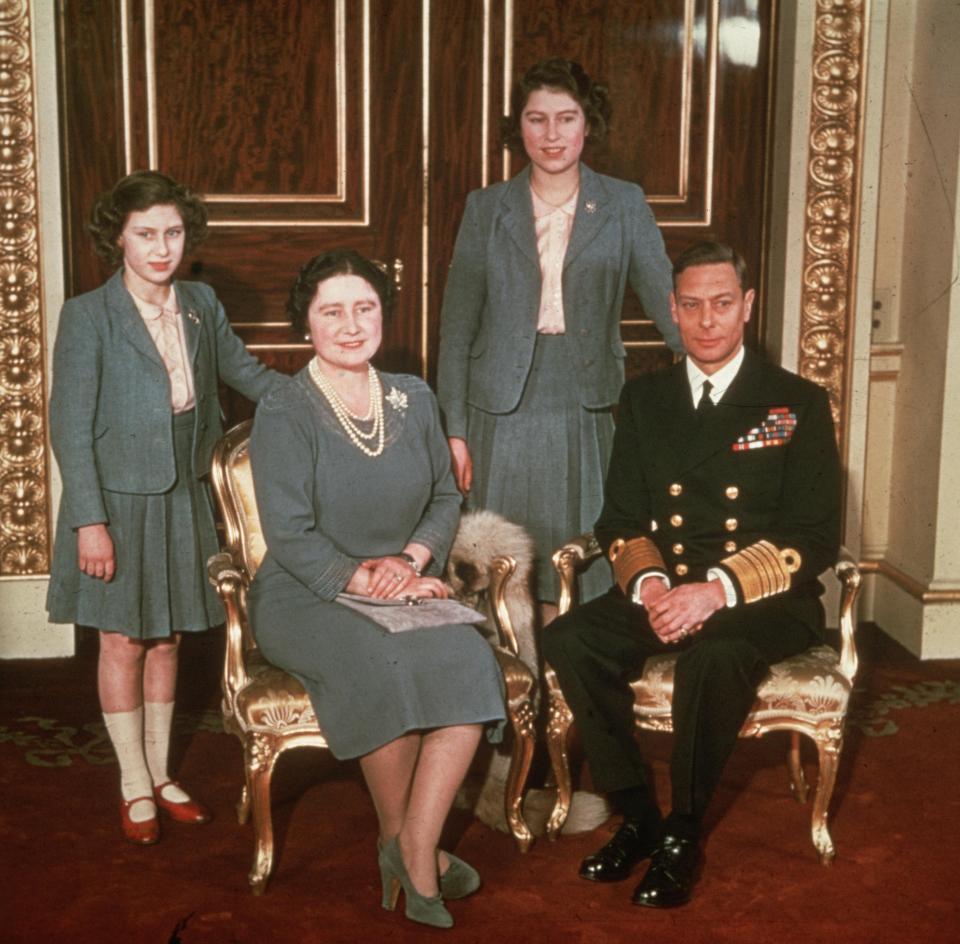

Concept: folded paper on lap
[[335, 593, 487, 633]]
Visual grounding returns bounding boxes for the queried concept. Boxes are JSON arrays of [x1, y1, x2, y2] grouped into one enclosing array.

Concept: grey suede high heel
[[379, 837, 454, 929], [439, 851, 481, 900]]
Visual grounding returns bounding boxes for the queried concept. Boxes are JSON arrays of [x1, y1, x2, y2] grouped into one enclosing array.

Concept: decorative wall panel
[[127, 0, 369, 226], [799, 0, 867, 442], [0, 0, 48, 576]]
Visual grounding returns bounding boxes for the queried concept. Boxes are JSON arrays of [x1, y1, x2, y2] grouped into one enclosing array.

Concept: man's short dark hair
[[672, 241, 749, 291]]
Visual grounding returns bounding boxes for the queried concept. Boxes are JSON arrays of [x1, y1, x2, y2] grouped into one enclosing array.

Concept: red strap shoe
[[120, 796, 160, 844], [153, 781, 212, 824]]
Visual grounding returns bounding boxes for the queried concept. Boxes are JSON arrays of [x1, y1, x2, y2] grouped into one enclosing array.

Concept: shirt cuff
[[707, 567, 738, 608], [629, 570, 670, 606]]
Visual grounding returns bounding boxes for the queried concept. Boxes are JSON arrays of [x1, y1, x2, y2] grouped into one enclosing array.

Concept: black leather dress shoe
[[631, 834, 701, 908], [579, 818, 662, 883]]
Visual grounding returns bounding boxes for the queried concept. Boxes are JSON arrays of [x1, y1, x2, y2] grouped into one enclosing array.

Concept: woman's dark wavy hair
[[286, 249, 394, 336], [88, 170, 208, 267], [501, 58, 612, 153]]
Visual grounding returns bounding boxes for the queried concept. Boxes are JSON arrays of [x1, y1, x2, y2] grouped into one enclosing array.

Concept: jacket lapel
[[673, 350, 774, 474], [498, 166, 541, 271], [107, 270, 164, 368], [174, 281, 204, 364], [647, 363, 697, 469], [563, 164, 612, 271]]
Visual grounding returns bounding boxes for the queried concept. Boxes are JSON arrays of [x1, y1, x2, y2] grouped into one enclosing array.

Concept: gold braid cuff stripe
[[720, 540, 802, 604], [799, 0, 868, 446], [0, 0, 50, 576], [608, 537, 666, 596]]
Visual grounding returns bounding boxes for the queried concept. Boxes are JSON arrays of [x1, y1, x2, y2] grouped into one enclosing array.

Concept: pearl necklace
[[308, 359, 385, 457]]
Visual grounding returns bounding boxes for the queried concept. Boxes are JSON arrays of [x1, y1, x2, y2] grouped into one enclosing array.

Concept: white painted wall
[[863, 0, 960, 658]]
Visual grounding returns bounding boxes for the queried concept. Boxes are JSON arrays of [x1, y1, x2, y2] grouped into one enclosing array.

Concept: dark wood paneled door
[[427, 0, 777, 380], [59, 0, 776, 417], [60, 0, 427, 420]]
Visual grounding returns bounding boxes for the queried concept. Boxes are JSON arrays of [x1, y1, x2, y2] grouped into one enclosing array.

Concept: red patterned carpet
[[2, 624, 958, 944]]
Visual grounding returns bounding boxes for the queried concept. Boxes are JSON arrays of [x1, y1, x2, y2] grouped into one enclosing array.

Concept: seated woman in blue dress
[[248, 250, 506, 930]]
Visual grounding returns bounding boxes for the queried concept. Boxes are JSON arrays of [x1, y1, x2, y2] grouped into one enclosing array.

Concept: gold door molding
[[0, 0, 49, 577], [798, 0, 868, 445]]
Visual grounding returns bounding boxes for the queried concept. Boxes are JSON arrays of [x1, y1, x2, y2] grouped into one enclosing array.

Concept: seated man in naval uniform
[[543, 240, 841, 908]]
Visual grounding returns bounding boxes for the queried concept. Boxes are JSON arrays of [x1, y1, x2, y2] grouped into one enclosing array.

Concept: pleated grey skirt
[[466, 334, 615, 603], [46, 409, 224, 638]]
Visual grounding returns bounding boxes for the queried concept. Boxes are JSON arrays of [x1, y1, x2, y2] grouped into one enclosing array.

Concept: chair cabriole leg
[[787, 731, 809, 803], [246, 732, 279, 894], [811, 730, 842, 865], [544, 670, 574, 840], [505, 697, 536, 852], [237, 782, 251, 825]]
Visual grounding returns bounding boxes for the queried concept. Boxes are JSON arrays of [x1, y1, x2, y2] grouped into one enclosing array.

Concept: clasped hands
[[640, 577, 726, 644], [346, 547, 447, 601]]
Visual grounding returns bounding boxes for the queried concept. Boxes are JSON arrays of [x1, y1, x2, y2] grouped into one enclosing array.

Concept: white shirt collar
[[685, 346, 745, 407]]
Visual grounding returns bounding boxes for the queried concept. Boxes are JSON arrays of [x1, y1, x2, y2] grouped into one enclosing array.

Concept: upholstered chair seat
[[630, 644, 852, 729]]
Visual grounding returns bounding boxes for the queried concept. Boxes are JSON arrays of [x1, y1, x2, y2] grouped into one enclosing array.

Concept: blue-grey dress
[[248, 370, 506, 761]]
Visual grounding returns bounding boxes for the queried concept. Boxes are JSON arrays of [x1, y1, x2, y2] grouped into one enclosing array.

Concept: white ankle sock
[[143, 701, 189, 803], [102, 707, 155, 821]]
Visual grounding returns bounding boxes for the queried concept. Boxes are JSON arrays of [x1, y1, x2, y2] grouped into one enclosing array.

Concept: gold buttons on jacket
[[670, 514, 683, 527], [725, 485, 740, 500], [669, 483, 683, 496], [725, 518, 738, 532], [724, 540, 738, 553], [672, 543, 684, 555], [675, 564, 689, 576]]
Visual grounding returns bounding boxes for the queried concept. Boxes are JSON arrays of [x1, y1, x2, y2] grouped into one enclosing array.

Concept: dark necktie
[[697, 379, 715, 417]]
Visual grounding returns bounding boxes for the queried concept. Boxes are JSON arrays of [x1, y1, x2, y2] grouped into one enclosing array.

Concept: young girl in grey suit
[[437, 59, 683, 623], [46, 171, 286, 844]]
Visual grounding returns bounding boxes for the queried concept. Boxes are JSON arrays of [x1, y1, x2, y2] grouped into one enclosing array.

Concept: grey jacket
[[49, 269, 286, 528], [437, 164, 682, 438]]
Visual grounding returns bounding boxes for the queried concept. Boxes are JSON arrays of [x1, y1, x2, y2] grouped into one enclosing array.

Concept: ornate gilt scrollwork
[[511, 696, 536, 740], [800, 0, 867, 442], [0, 0, 48, 576], [246, 732, 273, 772]]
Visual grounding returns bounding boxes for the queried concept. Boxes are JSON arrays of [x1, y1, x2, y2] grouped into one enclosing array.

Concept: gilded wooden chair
[[207, 420, 537, 894], [543, 533, 862, 864]]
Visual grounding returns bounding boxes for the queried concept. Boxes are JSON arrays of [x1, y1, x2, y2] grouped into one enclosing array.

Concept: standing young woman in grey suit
[[437, 58, 684, 623], [46, 171, 286, 844]]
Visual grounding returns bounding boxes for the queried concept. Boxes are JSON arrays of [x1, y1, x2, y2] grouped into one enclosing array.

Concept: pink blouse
[[130, 288, 196, 413], [531, 186, 578, 334]]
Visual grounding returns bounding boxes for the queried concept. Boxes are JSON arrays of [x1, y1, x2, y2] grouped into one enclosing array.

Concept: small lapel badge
[[186, 309, 201, 325], [585, 200, 597, 214]]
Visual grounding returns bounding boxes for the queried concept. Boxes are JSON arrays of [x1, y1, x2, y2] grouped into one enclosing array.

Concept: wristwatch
[[397, 552, 422, 576]]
